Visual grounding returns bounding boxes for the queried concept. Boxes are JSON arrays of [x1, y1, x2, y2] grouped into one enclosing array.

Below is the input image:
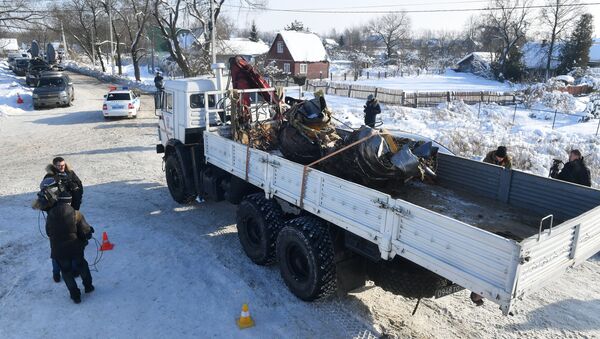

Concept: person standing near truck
[[363, 94, 381, 128], [46, 191, 95, 304], [154, 71, 164, 108], [556, 149, 592, 187], [42, 157, 84, 282], [483, 146, 512, 169]]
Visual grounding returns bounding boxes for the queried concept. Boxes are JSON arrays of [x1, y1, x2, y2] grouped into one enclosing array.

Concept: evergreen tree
[[284, 20, 307, 32], [338, 35, 345, 48], [503, 45, 525, 82], [249, 21, 259, 42], [557, 13, 594, 74]]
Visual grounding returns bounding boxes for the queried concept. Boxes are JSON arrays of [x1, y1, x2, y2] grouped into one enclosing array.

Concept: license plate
[[112, 105, 124, 109], [434, 284, 464, 299]]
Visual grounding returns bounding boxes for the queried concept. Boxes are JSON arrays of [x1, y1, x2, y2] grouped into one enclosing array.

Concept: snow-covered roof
[[457, 52, 493, 65], [590, 38, 600, 63], [522, 41, 560, 69], [323, 38, 339, 48], [0, 38, 19, 51], [217, 38, 269, 56], [278, 30, 328, 62]]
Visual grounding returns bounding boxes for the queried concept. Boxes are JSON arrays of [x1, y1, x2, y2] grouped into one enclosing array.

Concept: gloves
[[90, 226, 95, 234]]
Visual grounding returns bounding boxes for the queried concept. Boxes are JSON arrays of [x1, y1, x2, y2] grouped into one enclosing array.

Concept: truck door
[[158, 90, 175, 142]]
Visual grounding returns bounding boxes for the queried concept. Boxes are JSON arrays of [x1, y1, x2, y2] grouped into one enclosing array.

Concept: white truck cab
[[157, 64, 227, 146]]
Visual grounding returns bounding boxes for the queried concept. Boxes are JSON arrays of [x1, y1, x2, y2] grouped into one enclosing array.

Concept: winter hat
[[367, 94, 374, 101], [496, 146, 507, 158], [57, 191, 72, 203]]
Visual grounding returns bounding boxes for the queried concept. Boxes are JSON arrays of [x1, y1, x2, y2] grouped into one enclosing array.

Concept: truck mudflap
[[510, 206, 600, 309]]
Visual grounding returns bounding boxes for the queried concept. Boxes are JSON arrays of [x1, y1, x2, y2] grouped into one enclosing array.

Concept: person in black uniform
[[363, 94, 381, 128], [556, 149, 592, 187]]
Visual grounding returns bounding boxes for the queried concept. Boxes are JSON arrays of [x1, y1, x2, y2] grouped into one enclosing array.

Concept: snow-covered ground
[[2, 61, 600, 339], [339, 69, 516, 93]]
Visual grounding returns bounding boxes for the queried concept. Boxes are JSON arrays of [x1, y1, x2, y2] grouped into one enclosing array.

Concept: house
[[264, 30, 329, 79], [177, 28, 205, 50], [0, 38, 19, 55], [455, 52, 494, 73], [590, 38, 600, 67], [216, 38, 269, 64]]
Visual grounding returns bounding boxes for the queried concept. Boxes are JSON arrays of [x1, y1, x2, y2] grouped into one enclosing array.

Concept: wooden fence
[[305, 80, 516, 107], [557, 85, 593, 96]]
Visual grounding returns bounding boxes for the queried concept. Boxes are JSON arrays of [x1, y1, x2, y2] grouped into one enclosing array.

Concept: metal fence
[[305, 80, 517, 107]]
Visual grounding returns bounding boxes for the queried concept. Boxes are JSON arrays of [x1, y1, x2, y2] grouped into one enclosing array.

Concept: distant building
[[455, 52, 494, 73], [0, 38, 19, 54], [216, 38, 269, 64], [265, 30, 329, 79]]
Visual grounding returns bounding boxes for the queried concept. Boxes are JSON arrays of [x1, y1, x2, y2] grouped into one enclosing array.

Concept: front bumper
[[34, 97, 69, 107]]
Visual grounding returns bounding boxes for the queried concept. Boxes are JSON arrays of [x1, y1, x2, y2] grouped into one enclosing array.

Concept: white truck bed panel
[[203, 131, 600, 315]]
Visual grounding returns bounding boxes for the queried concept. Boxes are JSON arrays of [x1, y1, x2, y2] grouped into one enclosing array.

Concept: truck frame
[[156, 64, 600, 315]]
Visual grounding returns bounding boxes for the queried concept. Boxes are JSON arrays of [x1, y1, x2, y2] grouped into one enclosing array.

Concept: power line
[[224, 2, 600, 14]]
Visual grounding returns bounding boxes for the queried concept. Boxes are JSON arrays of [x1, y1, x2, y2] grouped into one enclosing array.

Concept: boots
[[84, 284, 95, 293], [70, 289, 81, 304], [53, 273, 61, 283]]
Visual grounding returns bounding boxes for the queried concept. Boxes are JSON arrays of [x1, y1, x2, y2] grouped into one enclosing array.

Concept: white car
[[102, 88, 141, 119]]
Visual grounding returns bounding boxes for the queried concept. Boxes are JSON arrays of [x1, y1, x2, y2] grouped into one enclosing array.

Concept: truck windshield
[[38, 78, 65, 87], [190, 93, 216, 109], [107, 93, 131, 101]]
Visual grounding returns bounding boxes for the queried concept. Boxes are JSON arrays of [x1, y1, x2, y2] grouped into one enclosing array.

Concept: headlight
[[59, 91, 67, 97], [32, 94, 39, 99]]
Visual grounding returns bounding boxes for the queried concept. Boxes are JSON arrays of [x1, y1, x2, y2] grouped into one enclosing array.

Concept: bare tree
[[153, 0, 264, 77], [368, 12, 411, 65], [115, 0, 152, 81], [0, 0, 44, 30], [486, 0, 532, 76], [540, 0, 582, 79]]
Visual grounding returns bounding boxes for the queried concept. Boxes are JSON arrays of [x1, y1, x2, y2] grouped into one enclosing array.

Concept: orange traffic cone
[[236, 303, 254, 329], [16, 93, 23, 104], [99, 231, 115, 251]]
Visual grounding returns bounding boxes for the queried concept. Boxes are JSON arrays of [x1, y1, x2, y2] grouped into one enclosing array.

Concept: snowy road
[[1, 68, 600, 339]]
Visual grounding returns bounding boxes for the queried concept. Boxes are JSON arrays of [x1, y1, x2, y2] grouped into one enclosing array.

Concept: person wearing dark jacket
[[483, 146, 512, 169], [557, 149, 592, 187], [42, 157, 84, 283], [363, 94, 381, 128], [154, 71, 164, 108], [46, 191, 95, 304], [43, 157, 83, 210]]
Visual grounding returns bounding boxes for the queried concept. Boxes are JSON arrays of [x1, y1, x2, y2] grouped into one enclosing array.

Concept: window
[[283, 63, 290, 73], [190, 93, 216, 109], [277, 41, 284, 54], [299, 64, 307, 74], [165, 92, 173, 112], [37, 77, 65, 87], [106, 92, 131, 101]]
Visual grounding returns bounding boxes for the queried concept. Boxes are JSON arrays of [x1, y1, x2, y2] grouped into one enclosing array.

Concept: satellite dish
[[31, 40, 39, 58], [46, 43, 56, 64]]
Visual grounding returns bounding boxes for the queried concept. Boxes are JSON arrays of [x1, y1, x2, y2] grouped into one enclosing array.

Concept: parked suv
[[32, 72, 74, 109], [13, 58, 30, 76], [26, 59, 51, 86]]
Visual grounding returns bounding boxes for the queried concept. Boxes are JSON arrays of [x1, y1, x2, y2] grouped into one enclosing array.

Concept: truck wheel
[[276, 216, 336, 301], [165, 155, 195, 204], [236, 193, 286, 265], [368, 257, 449, 298]]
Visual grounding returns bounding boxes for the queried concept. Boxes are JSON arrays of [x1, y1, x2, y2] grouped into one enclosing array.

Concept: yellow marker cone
[[236, 303, 255, 329]]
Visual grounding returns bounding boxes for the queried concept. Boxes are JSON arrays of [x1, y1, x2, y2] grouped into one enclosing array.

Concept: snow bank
[[0, 61, 33, 117], [335, 69, 514, 93], [64, 61, 156, 93]]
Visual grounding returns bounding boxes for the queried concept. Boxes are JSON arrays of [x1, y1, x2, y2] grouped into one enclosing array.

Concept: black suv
[[26, 59, 51, 86], [32, 72, 74, 109], [13, 58, 30, 76]]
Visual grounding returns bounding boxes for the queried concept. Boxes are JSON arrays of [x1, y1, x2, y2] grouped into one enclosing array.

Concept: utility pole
[[210, 0, 216, 65], [61, 22, 68, 60], [91, 24, 96, 67], [108, 0, 115, 75]]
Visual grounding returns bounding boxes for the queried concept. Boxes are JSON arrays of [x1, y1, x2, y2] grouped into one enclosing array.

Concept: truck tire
[[368, 258, 449, 298], [236, 193, 286, 265], [165, 155, 195, 204], [276, 216, 336, 301]]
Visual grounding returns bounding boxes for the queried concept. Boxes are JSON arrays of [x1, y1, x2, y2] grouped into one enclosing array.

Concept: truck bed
[[393, 182, 542, 241]]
